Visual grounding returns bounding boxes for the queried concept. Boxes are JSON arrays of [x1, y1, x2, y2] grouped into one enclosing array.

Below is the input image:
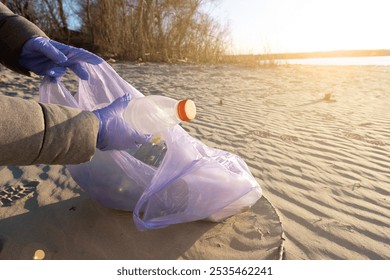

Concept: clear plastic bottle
[[123, 95, 196, 135]]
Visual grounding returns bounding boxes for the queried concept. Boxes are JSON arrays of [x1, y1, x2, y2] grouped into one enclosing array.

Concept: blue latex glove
[[19, 37, 103, 80], [93, 93, 151, 151]]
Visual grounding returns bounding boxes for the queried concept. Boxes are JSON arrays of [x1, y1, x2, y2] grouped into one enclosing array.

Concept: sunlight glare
[[277, 0, 390, 52], [213, 0, 390, 54]]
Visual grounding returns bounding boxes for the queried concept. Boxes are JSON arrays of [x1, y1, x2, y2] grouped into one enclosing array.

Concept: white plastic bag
[[39, 62, 262, 230]]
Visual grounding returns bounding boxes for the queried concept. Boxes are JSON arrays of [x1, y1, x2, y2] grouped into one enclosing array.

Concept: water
[[278, 56, 390, 66]]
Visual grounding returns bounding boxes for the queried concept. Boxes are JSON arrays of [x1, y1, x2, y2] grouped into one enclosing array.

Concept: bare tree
[[4, 0, 229, 62], [3, 0, 79, 43], [1, 0, 38, 22]]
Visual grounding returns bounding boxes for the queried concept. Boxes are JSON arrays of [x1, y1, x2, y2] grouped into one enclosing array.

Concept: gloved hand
[[93, 93, 151, 151], [19, 37, 103, 80]]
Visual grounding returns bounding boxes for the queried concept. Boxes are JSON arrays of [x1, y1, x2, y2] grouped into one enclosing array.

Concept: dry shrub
[[79, 0, 229, 63]]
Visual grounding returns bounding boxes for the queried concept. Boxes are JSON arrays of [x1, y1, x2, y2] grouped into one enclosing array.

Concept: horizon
[[227, 48, 390, 58]]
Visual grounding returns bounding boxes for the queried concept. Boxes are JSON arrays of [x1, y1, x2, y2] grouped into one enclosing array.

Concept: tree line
[[3, 0, 229, 63]]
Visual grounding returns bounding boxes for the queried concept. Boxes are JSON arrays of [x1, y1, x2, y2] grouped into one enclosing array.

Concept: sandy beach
[[0, 62, 389, 260]]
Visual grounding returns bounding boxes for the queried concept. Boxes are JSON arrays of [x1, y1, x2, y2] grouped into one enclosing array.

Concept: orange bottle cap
[[177, 99, 196, 121]]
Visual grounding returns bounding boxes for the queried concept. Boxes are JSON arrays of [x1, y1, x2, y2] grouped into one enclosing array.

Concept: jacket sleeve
[[0, 3, 47, 75], [0, 95, 99, 166]]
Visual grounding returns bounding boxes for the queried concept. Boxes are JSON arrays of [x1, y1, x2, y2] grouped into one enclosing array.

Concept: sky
[[205, 0, 390, 54]]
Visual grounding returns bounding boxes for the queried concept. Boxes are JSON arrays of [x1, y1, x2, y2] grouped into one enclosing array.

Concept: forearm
[[0, 95, 99, 166], [0, 3, 47, 75]]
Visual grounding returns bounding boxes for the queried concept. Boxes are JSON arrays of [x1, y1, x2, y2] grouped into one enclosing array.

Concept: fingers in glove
[[114, 93, 131, 113], [50, 40, 103, 65], [128, 128, 152, 145], [45, 66, 66, 78], [68, 63, 89, 80], [33, 38, 68, 63], [100, 93, 131, 116]]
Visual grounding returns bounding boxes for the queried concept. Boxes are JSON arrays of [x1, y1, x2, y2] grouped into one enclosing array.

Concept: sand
[[0, 62, 389, 260]]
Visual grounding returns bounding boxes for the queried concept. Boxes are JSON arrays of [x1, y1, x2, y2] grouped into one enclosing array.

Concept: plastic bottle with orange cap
[[124, 95, 196, 143]]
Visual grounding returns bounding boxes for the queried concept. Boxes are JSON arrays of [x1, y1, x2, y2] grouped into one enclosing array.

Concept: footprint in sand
[[0, 181, 39, 207], [344, 132, 365, 141], [280, 134, 299, 143], [344, 132, 386, 146], [248, 130, 272, 138]]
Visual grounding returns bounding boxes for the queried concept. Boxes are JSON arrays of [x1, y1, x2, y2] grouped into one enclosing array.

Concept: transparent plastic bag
[[39, 62, 262, 230]]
